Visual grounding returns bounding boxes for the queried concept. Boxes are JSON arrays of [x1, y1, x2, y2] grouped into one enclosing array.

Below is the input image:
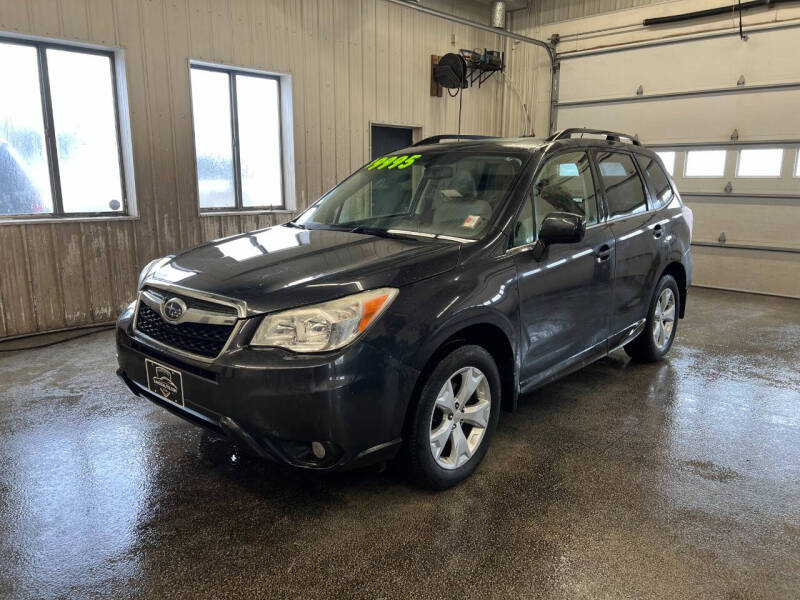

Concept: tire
[[406, 345, 501, 490], [624, 274, 680, 362]]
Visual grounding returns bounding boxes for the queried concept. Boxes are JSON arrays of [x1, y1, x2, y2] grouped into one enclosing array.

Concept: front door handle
[[596, 244, 611, 262], [653, 224, 664, 239]]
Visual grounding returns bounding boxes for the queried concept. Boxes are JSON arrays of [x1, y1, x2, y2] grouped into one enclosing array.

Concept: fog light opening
[[311, 441, 326, 459]]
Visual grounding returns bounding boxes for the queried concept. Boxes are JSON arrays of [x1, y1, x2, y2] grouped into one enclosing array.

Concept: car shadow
[[195, 429, 415, 497], [192, 349, 663, 500]]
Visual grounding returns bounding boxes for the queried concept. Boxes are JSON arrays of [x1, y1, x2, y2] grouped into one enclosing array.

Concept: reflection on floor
[[0, 287, 798, 599]]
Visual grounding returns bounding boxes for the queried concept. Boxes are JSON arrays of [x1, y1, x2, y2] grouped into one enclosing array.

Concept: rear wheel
[[624, 274, 680, 362], [406, 345, 501, 489]]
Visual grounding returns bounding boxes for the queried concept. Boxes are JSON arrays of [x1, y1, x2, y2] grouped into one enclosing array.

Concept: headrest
[[445, 170, 477, 200]]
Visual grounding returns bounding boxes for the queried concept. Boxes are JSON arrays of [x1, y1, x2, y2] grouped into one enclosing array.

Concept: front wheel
[[625, 274, 680, 362], [406, 345, 501, 490]]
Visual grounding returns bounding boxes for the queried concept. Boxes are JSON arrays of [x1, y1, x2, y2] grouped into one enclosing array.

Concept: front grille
[[135, 302, 235, 358], [142, 286, 238, 316]]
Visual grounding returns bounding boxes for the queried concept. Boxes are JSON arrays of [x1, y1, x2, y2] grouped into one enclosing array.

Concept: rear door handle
[[653, 224, 664, 239], [596, 244, 611, 262]]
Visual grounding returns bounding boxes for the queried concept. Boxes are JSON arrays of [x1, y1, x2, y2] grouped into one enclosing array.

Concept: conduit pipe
[[644, 0, 799, 26]]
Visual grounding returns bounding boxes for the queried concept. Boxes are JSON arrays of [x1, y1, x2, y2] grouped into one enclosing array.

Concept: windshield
[[294, 151, 526, 240]]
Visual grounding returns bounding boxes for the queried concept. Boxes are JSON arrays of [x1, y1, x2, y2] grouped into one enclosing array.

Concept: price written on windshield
[[366, 154, 422, 171]]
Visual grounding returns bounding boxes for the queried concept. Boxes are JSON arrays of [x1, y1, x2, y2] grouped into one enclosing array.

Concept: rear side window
[[596, 151, 647, 219], [636, 154, 675, 210]]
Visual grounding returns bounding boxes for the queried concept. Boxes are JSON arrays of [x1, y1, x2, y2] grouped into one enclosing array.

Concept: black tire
[[624, 274, 680, 362], [406, 345, 501, 490]]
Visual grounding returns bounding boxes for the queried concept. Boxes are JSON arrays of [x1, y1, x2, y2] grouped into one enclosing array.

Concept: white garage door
[[555, 24, 800, 298]]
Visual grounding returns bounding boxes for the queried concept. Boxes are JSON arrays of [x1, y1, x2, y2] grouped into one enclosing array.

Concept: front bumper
[[116, 312, 419, 470]]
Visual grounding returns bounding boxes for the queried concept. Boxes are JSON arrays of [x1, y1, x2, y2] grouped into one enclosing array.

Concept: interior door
[[512, 150, 615, 388], [371, 125, 414, 159]]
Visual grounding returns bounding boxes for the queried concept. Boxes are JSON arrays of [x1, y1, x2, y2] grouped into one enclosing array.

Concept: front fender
[[374, 256, 520, 411], [415, 306, 519, 373]]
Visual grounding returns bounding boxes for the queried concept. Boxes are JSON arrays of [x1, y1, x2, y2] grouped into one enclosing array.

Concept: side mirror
[[531, 212, 585, 261], [539, 212, 585, 245]]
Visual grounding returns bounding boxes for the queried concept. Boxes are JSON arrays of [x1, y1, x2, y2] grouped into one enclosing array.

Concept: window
[[796, 151, 800, 177], [685, 149, 726, 177], [296, 152, 524, 240], [0, 38, 126, 217], [655, 151, 676, 176], [596, 151, 648, 219], [532, 151, 598, 235], [513, 193, 535, 247], [190, 64, 283, 211], [636, 154, 675, 211], [736, 148, 783, 177], [512, 152, 598, 247]]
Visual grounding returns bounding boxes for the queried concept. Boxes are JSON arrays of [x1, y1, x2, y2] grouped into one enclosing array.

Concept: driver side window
[[511, 151, 598, 248], [532, 151, 598, 232]]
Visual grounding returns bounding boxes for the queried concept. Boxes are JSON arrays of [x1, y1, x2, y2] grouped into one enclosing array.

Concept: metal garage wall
[[0, 0, 507, 339], [507, 0, 800, 298]]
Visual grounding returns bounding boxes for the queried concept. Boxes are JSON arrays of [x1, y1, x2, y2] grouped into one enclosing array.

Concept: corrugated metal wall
[[0, 0, 508, 339]]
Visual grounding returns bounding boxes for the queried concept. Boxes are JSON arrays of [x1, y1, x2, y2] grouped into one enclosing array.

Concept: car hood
[[147, 225, 461, 314]]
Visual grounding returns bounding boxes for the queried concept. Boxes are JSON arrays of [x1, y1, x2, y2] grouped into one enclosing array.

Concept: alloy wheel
[[652, 287, 676, 351], [429, 366, 491, 470]]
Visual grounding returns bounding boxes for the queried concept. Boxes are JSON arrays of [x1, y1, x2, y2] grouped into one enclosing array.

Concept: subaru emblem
[[162, 297, 187, 323]]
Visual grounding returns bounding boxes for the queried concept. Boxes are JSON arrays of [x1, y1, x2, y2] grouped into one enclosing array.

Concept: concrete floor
[[0, 287, 798, 599]]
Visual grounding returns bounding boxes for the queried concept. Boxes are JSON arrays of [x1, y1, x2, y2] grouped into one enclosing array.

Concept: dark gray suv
[[116, 128, 693, 489]]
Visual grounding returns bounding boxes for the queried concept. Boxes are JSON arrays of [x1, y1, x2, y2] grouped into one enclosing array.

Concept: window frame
[[0, 34, 129, 220], [189, 62, 286, 213], [796, 149, 800, 179]]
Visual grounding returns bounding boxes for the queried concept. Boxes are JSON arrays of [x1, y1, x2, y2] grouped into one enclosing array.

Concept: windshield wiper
[[283, 221, 306, 229], [349, 225, 420, 240]]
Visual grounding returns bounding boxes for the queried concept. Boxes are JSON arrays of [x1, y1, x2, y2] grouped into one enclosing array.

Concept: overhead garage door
[[555, 24, 800, 298]]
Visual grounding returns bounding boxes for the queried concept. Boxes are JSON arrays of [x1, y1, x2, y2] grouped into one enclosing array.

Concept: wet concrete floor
[[0, 287, 798, 599]]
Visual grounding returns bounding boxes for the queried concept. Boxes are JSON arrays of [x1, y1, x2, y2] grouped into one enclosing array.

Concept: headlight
[[250, 288, 398, 353], [137, 256, 171, 290]]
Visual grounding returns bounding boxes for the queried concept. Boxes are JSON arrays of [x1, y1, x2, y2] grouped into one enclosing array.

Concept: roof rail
[[546, 128, 641, 146], [412, 134, 497, 147]]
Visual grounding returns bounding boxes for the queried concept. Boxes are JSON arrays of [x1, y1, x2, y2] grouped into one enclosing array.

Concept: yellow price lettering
[[385, 155, 407, 169], [396, 154, 422, 169], [366, 154, 423, 171], [367, 157, 389, 170]]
